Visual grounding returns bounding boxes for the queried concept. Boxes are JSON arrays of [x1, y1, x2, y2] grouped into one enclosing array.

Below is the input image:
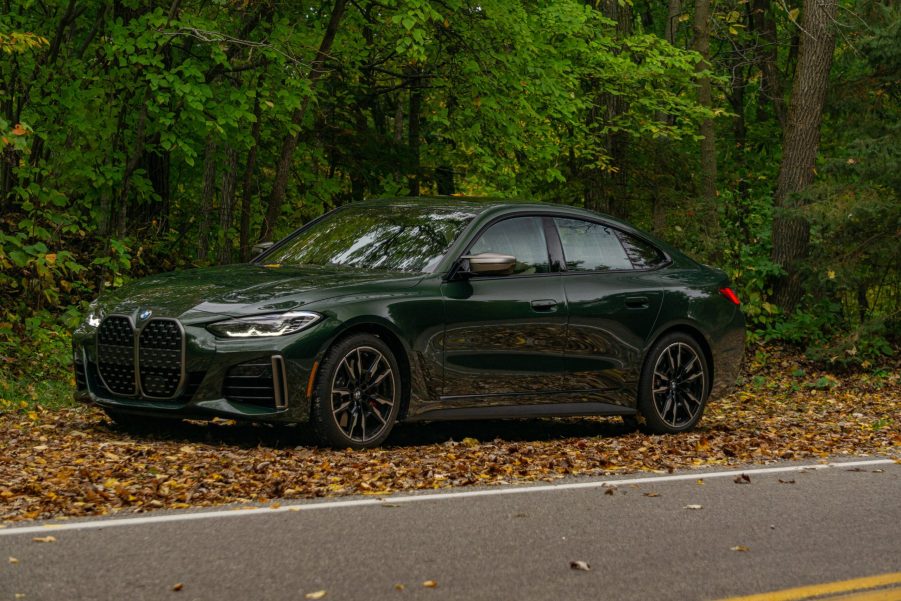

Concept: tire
[[637, 332, 710, 434], [311, 333, 402, 449]]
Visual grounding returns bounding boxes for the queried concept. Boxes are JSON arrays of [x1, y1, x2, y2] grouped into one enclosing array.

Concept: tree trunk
[[259, 0, 348, 242], [218, 146, 238, 265], [751, 0, 787, 128], [239, 92, 263, 262], [198, 136, 217, 262], [693, 0, 719, 236], [770, 0, 837, 312], [407, 71, 423, 197]]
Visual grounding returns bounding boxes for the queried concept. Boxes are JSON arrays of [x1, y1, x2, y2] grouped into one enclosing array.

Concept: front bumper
[[73, 318, 332, 423]]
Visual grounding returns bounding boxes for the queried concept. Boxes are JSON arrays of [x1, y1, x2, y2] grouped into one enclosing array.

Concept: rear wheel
[[311, 334, 401, 449], [637, 333, 709, 434]]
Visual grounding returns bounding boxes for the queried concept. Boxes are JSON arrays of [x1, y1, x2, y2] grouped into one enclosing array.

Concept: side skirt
[[404, 402, 636, 422]]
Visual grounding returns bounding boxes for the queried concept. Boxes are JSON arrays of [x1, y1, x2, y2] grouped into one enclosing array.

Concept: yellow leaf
[[305, 591, 327, 599], [731, 545, 750, 552], [32, 536, 56, 543], [827, 270, 836, 280], [788, 8, 799, 21], [422, 580, 438, 588], [44, 253, 56, 265]]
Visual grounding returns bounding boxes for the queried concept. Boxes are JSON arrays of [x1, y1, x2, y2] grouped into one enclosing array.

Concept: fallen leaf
[[9, 556, 19, 563], [778, 479, 796, 484], [422, 580, 438, 588], [305, 591, 327, 599], [684, 504, 703, 510], [394, 584, 405, 591], [604, 487, 616, 496], [172, 583, 183, 592], [32, 536, 56, 543], [570, 560, 591, 571], [730, 545, 750, 552], [643, 492, 660, 497], [733, 474, 751, 484]]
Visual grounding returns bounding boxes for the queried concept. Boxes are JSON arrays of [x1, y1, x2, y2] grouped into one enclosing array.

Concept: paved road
[[2, 458, 899, 601]]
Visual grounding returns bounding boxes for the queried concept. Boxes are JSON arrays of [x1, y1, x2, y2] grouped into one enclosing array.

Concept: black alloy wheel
[[311, 333, 401, 449], [637, 332, 709, 434]]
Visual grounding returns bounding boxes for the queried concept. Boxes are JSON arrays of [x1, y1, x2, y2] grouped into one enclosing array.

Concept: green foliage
[[0, 0, 898, 381]]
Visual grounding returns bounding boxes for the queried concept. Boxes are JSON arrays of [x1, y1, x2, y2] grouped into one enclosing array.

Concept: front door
[[441, 216, 568, 403]]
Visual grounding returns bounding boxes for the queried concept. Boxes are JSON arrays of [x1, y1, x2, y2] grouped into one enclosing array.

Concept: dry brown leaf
[[32, 536, 56, 543], [172, 583, 183, 592], [394, 584, 405, 591], [733, 474, 751, 484], [730, 545, 750, 552], [570, 560, 591, 571]]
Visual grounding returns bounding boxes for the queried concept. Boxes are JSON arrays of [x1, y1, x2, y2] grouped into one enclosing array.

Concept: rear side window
[[469, 216, 550, 275], [616, 231, 666, 269], [554, 218, 632, 271]]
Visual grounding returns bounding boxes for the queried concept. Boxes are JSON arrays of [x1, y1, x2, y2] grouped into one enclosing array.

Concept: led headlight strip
[[207, 311, 322, 338]]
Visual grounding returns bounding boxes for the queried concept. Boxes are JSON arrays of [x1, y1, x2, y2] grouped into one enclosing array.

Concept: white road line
[[0, 458, 895, 537]]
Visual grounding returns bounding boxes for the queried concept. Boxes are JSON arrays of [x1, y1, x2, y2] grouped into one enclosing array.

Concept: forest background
[[1, 0, 898, 407]]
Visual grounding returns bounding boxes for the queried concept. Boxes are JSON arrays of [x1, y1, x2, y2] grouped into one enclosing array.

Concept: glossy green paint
[[73, 197, 745, 427]]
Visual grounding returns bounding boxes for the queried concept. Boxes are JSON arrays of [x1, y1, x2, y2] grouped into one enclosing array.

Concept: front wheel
[[637, 333, 709, 434], [311, 334, 401, 449]]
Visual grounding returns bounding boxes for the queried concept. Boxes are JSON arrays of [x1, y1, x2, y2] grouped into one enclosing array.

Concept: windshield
[[263, 204, 479, 273]]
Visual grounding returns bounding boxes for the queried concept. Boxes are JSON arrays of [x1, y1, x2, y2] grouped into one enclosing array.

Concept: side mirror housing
[[459, 252, 516, 277], [251, 242, 275, 259]]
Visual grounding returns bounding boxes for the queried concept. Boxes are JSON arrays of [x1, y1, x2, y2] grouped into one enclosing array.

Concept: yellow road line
[[830, 588, 901, 601], [715, 572, 901, 601]]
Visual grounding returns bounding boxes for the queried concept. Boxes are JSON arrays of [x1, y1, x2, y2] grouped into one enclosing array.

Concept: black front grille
[[95, 315, 185, 399], [224, 361, 275, 407], [97, 316, 136, 395], [139, 319, 183, 397]]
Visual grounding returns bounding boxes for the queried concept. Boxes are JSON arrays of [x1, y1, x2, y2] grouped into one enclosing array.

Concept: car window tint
[[616, 231, 666, 269], [554, 218, 632, 271], [469, 216, 550, 275], [265, 205, 477, 272]]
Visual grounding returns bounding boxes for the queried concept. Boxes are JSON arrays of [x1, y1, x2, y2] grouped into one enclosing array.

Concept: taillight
[[719, 287, 740, 305]]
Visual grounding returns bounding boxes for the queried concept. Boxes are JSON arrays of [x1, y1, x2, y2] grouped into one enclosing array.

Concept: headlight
[[206, 311, 322, 338], [84, 303, 103, 329]]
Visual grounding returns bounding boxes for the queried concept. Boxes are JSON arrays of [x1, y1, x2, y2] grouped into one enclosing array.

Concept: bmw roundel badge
[[138, 308, 153, 321]]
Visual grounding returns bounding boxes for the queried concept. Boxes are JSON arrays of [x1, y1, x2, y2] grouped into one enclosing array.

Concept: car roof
[[354, 196, 651, 232]]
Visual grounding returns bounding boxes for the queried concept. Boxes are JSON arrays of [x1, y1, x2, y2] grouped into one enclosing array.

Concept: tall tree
[[693, 0, 718, 235], [770, 0, 838, 311], [260, 0, 348, 242]]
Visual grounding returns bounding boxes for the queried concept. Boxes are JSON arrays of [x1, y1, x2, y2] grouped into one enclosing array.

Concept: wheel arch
[[644, 322, 715, 392], [315, 319, 413, 421]]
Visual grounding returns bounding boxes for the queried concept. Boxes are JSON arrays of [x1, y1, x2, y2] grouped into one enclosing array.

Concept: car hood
[[95, 264, 423, 320]]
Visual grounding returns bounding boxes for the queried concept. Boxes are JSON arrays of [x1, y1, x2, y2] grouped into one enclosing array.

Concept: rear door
[[553, 217, 666, 397]]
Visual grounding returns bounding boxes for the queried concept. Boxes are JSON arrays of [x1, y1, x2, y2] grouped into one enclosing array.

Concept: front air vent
[[224, 359, 283, 408], [96, 316, 137, 396]]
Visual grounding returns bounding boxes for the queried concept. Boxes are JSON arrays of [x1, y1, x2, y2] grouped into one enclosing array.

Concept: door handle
[[625, 296, 649, 309], [530, 299, 558, 312]]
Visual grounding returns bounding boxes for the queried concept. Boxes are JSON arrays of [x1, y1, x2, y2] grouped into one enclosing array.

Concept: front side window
[[554, 218, 633, 272], [468, 216, 550, 275], [264, 204, 478, 272]]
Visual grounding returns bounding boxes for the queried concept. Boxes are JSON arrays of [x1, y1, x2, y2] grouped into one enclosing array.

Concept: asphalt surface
[[1, 458, 899, 601]]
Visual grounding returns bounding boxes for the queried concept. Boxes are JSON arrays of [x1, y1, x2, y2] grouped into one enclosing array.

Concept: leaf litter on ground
[[1, 347, 899, 523]]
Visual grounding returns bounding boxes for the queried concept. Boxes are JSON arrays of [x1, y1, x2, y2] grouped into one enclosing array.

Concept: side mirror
[[251, 242, 275, 258], [460, 252, 516, 276]]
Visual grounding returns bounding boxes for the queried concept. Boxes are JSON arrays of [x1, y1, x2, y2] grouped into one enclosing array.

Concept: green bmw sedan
[[72, 197, 745, 448]]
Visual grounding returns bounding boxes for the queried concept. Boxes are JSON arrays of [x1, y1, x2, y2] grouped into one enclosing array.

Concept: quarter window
[[616, 231, 667, 269], [468, 216, 550, 275], [554, 218, 632, 271]]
